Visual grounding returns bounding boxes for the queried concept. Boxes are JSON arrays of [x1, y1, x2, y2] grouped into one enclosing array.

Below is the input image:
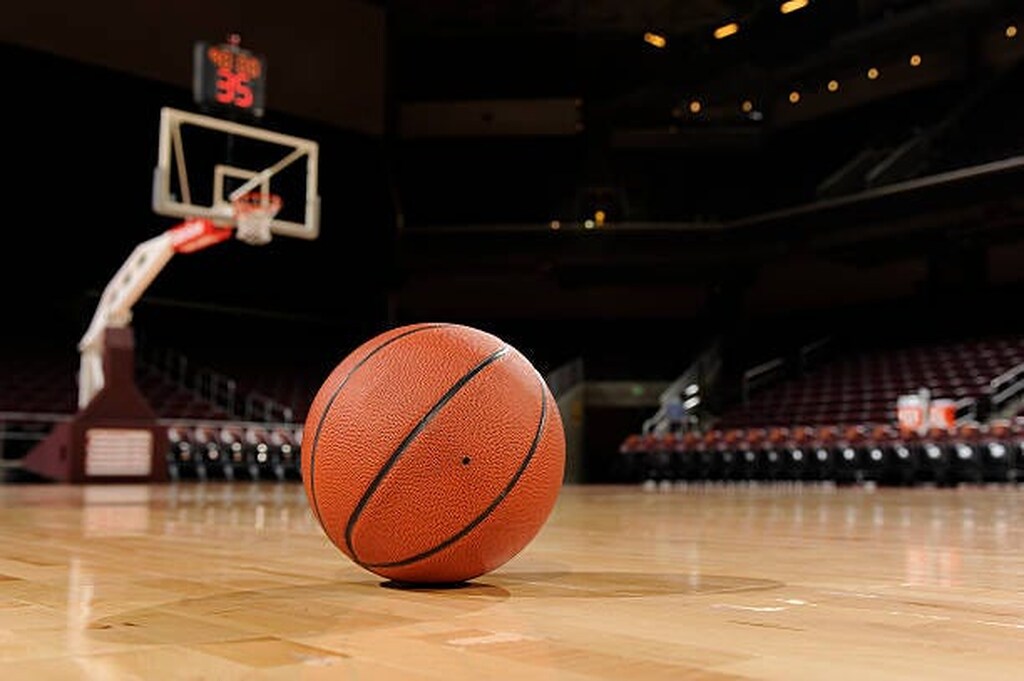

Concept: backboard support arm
[[77, 219, 233, 408]]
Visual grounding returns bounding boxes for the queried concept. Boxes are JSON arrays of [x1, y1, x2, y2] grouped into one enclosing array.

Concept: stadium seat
[[192, 424, 228, 480], [166, 424, 200, 481], [271, 426, 302, 481], [919, 426, 955, 486], [218, 424, 251, 481], [950, 422, 985, 484], [244, 425, 278, 481]]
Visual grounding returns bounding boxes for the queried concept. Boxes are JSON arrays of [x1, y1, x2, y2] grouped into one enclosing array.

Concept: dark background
[[4, 0, 1024, 396]]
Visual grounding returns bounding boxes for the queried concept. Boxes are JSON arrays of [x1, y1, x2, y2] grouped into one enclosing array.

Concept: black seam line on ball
[[364, 370, 548, 570], [345, 344, 512, 562], [309, 323, 450, 532]]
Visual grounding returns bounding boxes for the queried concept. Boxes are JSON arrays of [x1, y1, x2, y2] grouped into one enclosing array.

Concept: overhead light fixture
[[584, 219, 596, 230], [910, 54, 922, 67], [867, 67, 880, 80], [594, 210, 606, 226], [789, 90, 801, 104], [644, 32, 667, 48], [827, 79, 839, 92], [550, 220, 561, 230], [689, 99, 702, 114], [1007, 25, 1018, 39], [780, 0, 809, 14], [714, 22, 739, 39], [741, 100, 754, 113]]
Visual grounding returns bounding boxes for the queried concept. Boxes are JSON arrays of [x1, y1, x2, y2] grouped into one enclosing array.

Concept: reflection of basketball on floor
[[302, 323, 566, 585]]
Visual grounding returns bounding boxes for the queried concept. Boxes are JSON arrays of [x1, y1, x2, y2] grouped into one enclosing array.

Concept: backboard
[[152, 107, 320, 240]]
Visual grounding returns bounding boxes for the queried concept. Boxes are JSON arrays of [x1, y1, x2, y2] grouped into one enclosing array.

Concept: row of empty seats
[[619, 419, 1024, 486], [166, 423, 303, 482]]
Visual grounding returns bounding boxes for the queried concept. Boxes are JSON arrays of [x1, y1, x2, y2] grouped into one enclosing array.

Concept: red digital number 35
[[215, 67, 254, 109]]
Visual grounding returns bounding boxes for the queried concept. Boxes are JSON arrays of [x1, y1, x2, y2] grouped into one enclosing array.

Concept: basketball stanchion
[[22, 195, 287, 484], [23, 61, 320, 485]]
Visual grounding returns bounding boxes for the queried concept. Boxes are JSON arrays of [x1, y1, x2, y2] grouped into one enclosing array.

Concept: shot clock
[[193, 34, 267, 119]]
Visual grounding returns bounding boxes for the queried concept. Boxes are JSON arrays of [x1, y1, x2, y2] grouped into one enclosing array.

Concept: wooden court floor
[[0, 481, 1022, 680]]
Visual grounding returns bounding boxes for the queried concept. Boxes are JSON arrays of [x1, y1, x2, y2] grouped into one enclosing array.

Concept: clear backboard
[[152, 107, 320, 240]]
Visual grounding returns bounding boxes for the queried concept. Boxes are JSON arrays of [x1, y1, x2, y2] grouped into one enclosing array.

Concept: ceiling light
[[867, 67, 880, 80], [741, 100, 753, 113], [788, 90, 800, 104], [644, 32, 667, 48], [827, 79, 839, 92], [1007, 25, 1018, 39], [909, 54, 922, 67], [584, 219, 596, 230], [714, 22, 739, 39], [689, 100, 702, 114], [550, 220, 561, 230], [780, 0, 809, 15]]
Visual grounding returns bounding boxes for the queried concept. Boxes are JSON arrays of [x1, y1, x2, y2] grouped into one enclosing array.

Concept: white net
[[232, 193, 282, 245]]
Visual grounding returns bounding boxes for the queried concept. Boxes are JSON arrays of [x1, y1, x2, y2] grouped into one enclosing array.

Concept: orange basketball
[[301, 323, 566, 584]]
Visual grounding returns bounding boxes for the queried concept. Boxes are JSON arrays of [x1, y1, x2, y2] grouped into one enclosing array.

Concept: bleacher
[[0, 350, 78, 415], [619, 333, 1024, 486], [0, 341, 304, 483], [717, 335, 1024, 429]]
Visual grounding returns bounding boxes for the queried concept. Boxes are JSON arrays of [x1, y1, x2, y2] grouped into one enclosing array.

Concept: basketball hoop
[[232, 192, 282, 245]]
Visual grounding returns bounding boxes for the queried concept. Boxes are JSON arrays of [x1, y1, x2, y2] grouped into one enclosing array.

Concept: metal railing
[[243, 392, 295, 423], [0, 412, 73, 465], [741, 357, 785, 405], [989, 361, 1024, 411], [545, 357, 584, 399], [193, 367, 238, 417], [798, 336, 832, 373], [641, 342, 723, 434]]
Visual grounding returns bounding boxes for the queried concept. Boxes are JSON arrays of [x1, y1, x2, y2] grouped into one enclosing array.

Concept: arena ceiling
[[387, 0, 1024, 228], [389, 0, 1022, 129], [388, 0, 738, 35]]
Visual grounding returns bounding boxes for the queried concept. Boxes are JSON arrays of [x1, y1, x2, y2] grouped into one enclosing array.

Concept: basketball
[[301, 323, 566, 584]]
